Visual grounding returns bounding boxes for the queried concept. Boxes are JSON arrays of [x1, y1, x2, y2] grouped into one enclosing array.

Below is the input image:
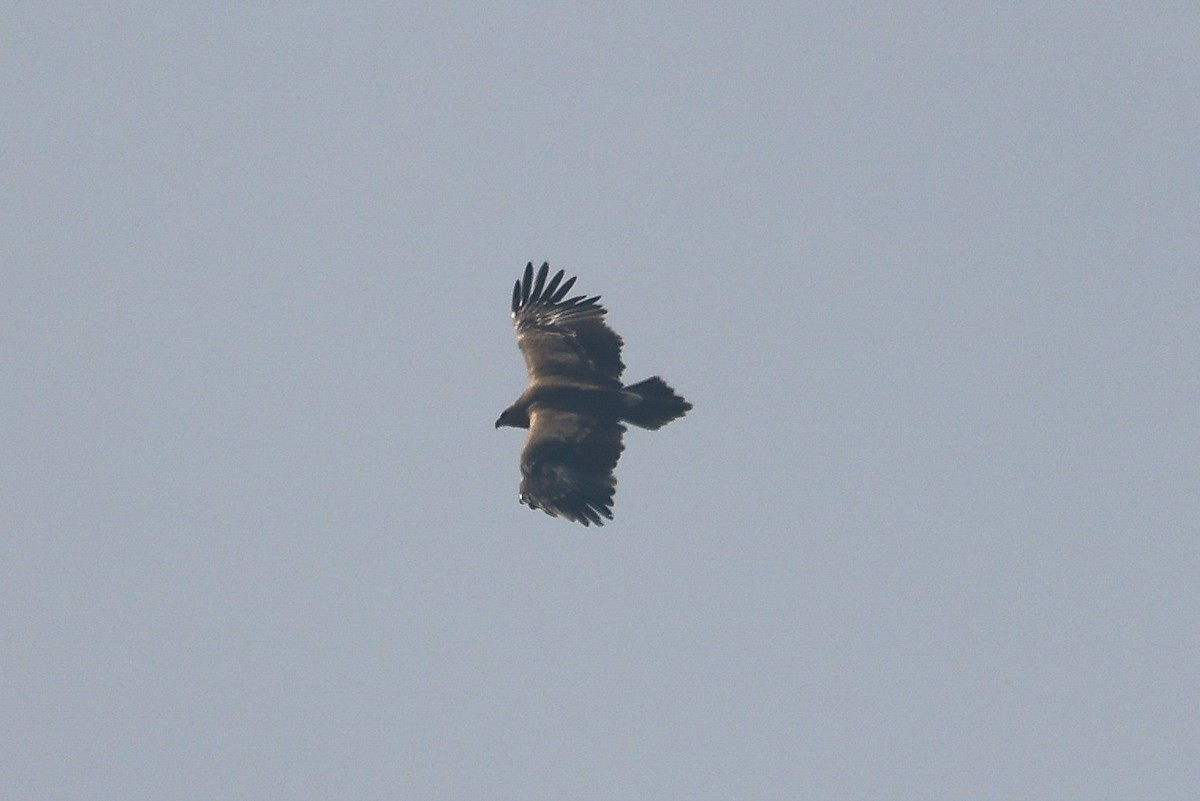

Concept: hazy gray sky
[[4, 3, 1197, 798]]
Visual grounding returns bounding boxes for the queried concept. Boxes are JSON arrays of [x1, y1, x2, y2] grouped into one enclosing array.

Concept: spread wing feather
[[511, 262, 624, 385], [519, 408, 625, 526]]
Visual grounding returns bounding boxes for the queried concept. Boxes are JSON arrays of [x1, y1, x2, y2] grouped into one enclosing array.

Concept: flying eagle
[[496, 262, 692, 525]]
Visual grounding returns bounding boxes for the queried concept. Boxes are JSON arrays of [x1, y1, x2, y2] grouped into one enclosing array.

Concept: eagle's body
[[496, 262, 691, 526]]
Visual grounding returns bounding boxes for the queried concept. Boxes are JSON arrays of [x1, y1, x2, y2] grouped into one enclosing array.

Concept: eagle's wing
[[519, 407, 626, 526], [511, 262, 625, 385]]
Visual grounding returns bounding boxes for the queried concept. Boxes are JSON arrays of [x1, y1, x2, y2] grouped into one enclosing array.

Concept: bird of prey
[[496, 262, 692, 525]]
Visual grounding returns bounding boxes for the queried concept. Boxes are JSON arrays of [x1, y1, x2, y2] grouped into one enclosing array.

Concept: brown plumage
[[496, 262, 692, 525]]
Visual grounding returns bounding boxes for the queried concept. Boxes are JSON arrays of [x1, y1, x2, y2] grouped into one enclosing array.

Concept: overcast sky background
[[3, 3, 1198, 799]]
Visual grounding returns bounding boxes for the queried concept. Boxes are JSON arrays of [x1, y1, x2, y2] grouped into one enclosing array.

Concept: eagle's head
[[494, 405, 529, 429]]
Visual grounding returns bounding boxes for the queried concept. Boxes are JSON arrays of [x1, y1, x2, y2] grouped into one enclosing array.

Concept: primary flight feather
[[496, 262, 692, 526]]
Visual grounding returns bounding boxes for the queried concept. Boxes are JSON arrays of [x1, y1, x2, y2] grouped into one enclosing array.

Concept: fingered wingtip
[[513, 261, 597, 313]]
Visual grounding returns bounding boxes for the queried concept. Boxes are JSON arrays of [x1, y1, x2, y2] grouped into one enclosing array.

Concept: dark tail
[[621, 377, 692, 430]]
